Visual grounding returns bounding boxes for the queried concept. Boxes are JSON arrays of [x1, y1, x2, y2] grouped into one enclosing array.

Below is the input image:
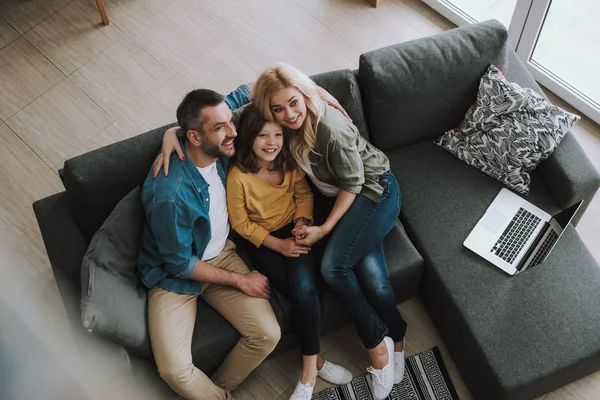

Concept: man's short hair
[[176, 89, 225, 136]]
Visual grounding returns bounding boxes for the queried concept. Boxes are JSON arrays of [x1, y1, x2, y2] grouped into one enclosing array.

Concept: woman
[[251, 63, 407, 400], [226, 104, 352, 399]]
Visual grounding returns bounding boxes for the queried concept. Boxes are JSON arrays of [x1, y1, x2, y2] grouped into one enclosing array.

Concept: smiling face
[[269, 87, 307, 130], [252, 121, 284, 168], [197, 102, 237, 158]]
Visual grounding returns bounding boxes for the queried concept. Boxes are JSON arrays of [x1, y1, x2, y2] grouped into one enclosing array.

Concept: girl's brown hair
[[234, 104, 297, 174]]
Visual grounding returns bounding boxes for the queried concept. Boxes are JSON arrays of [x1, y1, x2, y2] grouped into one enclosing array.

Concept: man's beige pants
[[148, 240, 281, 400]]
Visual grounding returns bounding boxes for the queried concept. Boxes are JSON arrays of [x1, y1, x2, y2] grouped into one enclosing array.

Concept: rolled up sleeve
[[224, 84, 251, 110], [147, 200, 198, 279], [329, 132, 365, 195]]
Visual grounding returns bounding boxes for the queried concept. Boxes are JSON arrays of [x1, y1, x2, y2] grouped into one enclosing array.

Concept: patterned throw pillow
[[434, 64, 580, 195]]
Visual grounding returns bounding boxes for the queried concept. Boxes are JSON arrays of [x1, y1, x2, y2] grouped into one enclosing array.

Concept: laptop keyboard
[[490, 208, 541, 264], [529, 229, 559, 267]]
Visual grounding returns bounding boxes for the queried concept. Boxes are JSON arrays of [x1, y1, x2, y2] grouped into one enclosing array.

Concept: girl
[[251, 63, 407, 400], [226, 104, 352, 400]]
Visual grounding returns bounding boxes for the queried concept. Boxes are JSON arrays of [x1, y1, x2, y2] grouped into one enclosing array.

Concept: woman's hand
[[277, 237, 311, 258], [292, 218, 309, 240], [316, 86, 351, 121], [294, 225, 328, 246], [152, 127, 185, 178]]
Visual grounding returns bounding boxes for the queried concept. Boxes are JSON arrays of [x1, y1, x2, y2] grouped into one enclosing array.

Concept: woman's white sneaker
[[394, 338, 406, 384], [367, 336, 395, 400], [289, 379, 314, 400], [317, 360, 353, 385]]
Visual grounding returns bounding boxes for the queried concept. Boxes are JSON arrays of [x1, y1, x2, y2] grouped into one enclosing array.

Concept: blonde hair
[[252, 63, 324, 166]]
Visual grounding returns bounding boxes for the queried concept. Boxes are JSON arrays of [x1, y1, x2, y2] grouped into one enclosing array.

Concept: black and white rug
[[312, 347, 459, 400]]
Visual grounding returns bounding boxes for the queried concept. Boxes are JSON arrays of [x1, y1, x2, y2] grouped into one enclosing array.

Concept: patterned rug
[[312, 347, 459, 400]]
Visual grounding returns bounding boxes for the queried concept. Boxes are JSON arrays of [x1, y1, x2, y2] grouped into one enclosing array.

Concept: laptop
[[464, 188, 583, 275]]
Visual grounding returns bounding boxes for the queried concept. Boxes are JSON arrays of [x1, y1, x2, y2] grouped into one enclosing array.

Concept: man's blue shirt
[[137, 85, 250, 294]]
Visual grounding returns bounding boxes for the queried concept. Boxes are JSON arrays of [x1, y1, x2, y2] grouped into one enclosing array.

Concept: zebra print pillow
[[434, 64, 579, 195]]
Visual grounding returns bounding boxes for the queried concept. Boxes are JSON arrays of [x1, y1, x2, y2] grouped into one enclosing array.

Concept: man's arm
[[188, 260, 270, 299], [148, 199, 270, 298]]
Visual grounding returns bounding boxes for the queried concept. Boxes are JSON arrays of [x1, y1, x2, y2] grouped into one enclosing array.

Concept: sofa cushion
[[81, 187, 151, 358], [434, 64, 580, 195], [358, 20, 510, 151], [63, 124, 173, 239], [386, 140, 600, 399]]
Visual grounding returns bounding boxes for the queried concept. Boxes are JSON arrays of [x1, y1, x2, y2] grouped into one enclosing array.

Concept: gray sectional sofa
[[33, 20, 600, 399]]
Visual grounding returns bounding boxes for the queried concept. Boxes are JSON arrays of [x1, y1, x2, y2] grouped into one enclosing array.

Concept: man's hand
[[238, 270, 270, 299], [276, 237, 311, 258]]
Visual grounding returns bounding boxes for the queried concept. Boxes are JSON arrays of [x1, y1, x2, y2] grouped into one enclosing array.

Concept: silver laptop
[[464, 188, 583, 275]]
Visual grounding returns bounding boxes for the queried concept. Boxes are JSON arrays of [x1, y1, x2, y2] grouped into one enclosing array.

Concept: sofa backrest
[[358, 20, 510, 151], [63, 125, 172, 239], [311, 69, 370, 140]]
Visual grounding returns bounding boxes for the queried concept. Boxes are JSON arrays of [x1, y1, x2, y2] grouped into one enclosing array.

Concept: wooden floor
[[0, 0, 598, 399]]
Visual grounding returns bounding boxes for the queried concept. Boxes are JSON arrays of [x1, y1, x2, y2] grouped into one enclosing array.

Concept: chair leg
[[96, 0, 109, 25]]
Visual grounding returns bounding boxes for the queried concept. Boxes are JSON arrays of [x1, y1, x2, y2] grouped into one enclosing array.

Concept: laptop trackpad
[[481, 209, 507, 234]]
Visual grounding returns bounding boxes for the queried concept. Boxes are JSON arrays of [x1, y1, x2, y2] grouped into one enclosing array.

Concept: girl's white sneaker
[[289, 379, 314, 400], [317, 360, 353, 385], [394, 338, 406, 384]]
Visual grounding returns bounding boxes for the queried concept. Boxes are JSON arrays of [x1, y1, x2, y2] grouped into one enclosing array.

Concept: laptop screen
[[552, 201, 584, 229]]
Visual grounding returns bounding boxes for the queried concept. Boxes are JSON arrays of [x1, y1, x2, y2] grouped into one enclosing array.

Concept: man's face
[[197, 102, 237, 158]]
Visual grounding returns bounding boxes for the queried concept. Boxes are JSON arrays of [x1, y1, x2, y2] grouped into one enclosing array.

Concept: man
[[137, 86, 279, 400]]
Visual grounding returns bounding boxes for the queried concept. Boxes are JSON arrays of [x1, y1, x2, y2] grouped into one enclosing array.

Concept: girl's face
[[269, 87, 307, 130], [252, 122, 284, 168]]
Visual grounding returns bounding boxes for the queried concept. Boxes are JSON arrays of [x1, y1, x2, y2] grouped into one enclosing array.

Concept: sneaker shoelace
[[366, 366, 387, 387], [295, 381, 313, 400], [321, 361, 334, 376]]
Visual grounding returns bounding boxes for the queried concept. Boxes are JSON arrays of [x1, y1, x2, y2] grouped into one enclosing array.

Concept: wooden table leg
[[96, 0, 109, 25], [365, 0, 386, 6]]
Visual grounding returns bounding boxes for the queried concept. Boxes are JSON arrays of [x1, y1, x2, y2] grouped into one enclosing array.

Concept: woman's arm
[[294, 190, 356, 246], [294, 124, 363, 246]]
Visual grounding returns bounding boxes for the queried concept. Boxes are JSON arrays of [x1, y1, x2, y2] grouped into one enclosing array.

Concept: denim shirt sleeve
[[147, 199, 199, 279], [224, 84, 251, 110]]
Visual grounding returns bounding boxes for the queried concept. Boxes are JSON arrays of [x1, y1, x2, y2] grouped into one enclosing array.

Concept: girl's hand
[[277, 237, 311, 258], [292, 218, 309, 240], [294, 225, 328, 246], [152, 127, 185, 178]]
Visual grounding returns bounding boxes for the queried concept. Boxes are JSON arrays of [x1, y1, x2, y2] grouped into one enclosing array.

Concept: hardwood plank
[[6, 78, 113, 171], [25, 0, 124, 75], [0, 0, 71, 34], [231, 370, 280, 400], [0, 15, 19, 51], [0, 38, 64, 121], [70, 37, 174, 120], [126, 1, 228, 75], [0, 122, 62, 280]]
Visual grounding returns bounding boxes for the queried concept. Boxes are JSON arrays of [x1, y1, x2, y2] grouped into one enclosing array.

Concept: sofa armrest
[[537, 133, 600, 225], [33, 191, 89, 333], [503, 49, 600, 224]]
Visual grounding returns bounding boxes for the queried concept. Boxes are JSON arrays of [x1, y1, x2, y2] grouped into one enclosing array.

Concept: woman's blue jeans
[[316, 171, 407, 348]]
